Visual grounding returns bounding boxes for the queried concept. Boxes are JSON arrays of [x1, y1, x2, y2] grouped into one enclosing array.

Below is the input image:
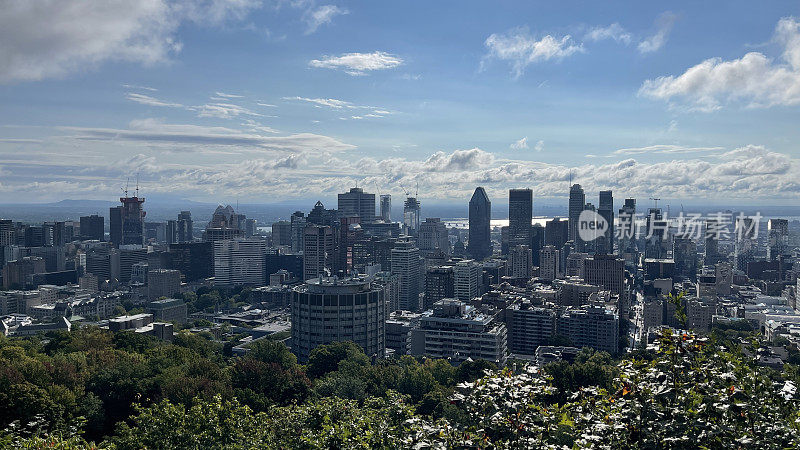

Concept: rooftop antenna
[[124, 177, 130, 197], [415, 181, 418, 197], [135, 173, 139, 198]]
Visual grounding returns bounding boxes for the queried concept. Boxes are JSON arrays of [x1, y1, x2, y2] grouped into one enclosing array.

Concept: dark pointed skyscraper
[[468, 187, 491, 260], [597, 190, 614, 254], [568, 184, 585, 244]]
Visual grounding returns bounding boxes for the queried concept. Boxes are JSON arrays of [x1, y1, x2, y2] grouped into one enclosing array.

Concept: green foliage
[[306, 341, 370, 379]]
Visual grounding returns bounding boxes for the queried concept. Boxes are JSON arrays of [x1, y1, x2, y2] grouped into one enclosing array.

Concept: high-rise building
[[204, 205, 244, 242], [539, 245, 560, 281], [308, 201, 337, 226], [167, 242, 213, 282], [545, 218, 568, 249], [271, 220, 292, 247], [597, 190, 614, 254], [213, 239, 266, 286], [424, 265, 454, 310], [583, 254, 625, 295], [303, 225, 335, 280], [509, 245, 533, 279], [391, 238, 422, 311], [673, 237, 698, 281], [338, 187, 375, 222], [291, 277, 386, 362], [380, 194, 392, 222], [504, 304, 555, 356], [290, 211, 306, 253], [704, 218, 723, 265], [734, 216, 756, 271], [556, 305, 619, 354], [467, 187, 491, 260], [165, 220, 178, 244], [768, 218, 789, 261], [403, 197, 421, 234], [147, 269, 181, 300], [568, 184, 585, 243], [177, 211, 193, 243], [110, 195, 146, 247], [80, 215, 104, 241], [454, 259, 480, 301], [617, 198, 637, 255], [418, 218, 449, 256], [508, 188, 533, 249]]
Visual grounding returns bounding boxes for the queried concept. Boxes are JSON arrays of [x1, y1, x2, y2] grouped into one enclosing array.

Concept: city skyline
[[2, 1, 800, 203]]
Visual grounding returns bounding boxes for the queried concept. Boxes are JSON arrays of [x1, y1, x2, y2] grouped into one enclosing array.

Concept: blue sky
[[1, 0, 800, 205]]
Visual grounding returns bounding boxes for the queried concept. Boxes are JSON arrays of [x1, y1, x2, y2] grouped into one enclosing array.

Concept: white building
[[213, 239, 266, 286], [454, 259, 480, 302]]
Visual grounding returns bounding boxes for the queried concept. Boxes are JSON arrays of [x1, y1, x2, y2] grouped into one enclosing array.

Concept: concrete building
[[539, 245, 560, 281], [556, 305, 619, 354], [553, 277, 601, 307], [505, 303, 555, 356], [409, 299, 507, 365], [303, 225, 334, 281], [418, 218, 450, 256], [338, 187, 376, 222], [391, 238, 422, 311], [424, 265, 454, 310], [291, 277, 386, 362], [213, 239, 266, 286], [583, 254, 625, 295], [508, 188, 533, 249], [509, 245, 533, 279], [385, 310, 421, 357], [454, 259, 480, 302], [148, 269, 182, 300]]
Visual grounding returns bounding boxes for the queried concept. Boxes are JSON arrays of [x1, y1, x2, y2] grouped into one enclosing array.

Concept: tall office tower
[[291, 277, 385, 362], [568, 184, 585, 243], [244, 219, 257, 237], [403, 197, 421, 234], [165, 220, 178, 244], [109, 206, 123, 247], [644, 208, 667, 259], [391, 238, 422, 311], [118, 245, 148, 283], [177, 211, 193, 242], [380, 194, 392, 222], [117, 194, 146, 246], [336, 216, 363, 276], [307, 201, 338, 226], [424, 265, 454, 310], [768, 218, 789, 261], [509, 245, 533, 279], [580, 202, 597, 253], [338, 187, 376, 222], [2, 256, 46, 289], [290, 211, 306, 252], [41, 222, 65, 247], [454, 259, 480, 301], [531, 224, 544, 266], [303, 225, 335, 280], [704, 218, 722, 265], [734, 216, 756, 271], [617, 198, 637, 254], [545, 218, 568, 249], [467, 187, 492, 260], [213, 239, 266, 286], [508, 188, 533, 249], [80, 215, 104, 241], [597, 190, 614, 254], [0, 219, 15, 246], [271, 220, 292, 247], [539, 245, 560, 281], [583, 254, 625, 295], [167, 242, 213, 282], [673, 237, 698, 280], [418, 218, 450, 256]]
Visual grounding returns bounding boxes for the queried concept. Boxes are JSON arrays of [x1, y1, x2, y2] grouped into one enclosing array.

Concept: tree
[[306, 341, 369, 379]]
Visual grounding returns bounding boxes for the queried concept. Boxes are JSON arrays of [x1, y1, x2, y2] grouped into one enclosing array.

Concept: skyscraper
[[380, 194, 392, 222], [177, 211, 193, 243], [597, 190, 614, 254], [568, 184, 585, 244], [545, 218, 568, 249], [618, 198, 636, 255], [338, 187, 375, 222], [508, 188, 533, 249], [290, 211, 306, 253], [109, 194, 146, 247], [467, 187, 491, 260], [418, 218, 449, 256], [391, 238, 422, 311], [539, 245, 560, 281], [303, 224, 335, 280], [80, 215, 104, 241], [403, 197, 421, 234], [768, 218, 789, 261]]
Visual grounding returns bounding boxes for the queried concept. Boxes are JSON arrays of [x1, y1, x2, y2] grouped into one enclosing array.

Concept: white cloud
[[638, 12, 678, 54], [283, 96, 355, 109], [613, 145, 723, 155], [534, 140, 545, 152], [197, 102, 262, 119], [309, 51, 404, 75], [304, 4, 347, 34], [483, 27, 583, 78], [639, 17, 800, 111], [214, 91, 244, 98], [510, 137, 528, 150], [0, 0, 262, 83], [585, 23, 631, 45], [125, 92, 183, 108]]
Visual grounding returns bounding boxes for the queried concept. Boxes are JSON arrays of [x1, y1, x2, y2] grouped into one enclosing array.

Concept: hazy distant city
[[3, 1, 800, 447]]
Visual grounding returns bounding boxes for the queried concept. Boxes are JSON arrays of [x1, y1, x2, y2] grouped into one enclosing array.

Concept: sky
[[2, 0, 800, 207]]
